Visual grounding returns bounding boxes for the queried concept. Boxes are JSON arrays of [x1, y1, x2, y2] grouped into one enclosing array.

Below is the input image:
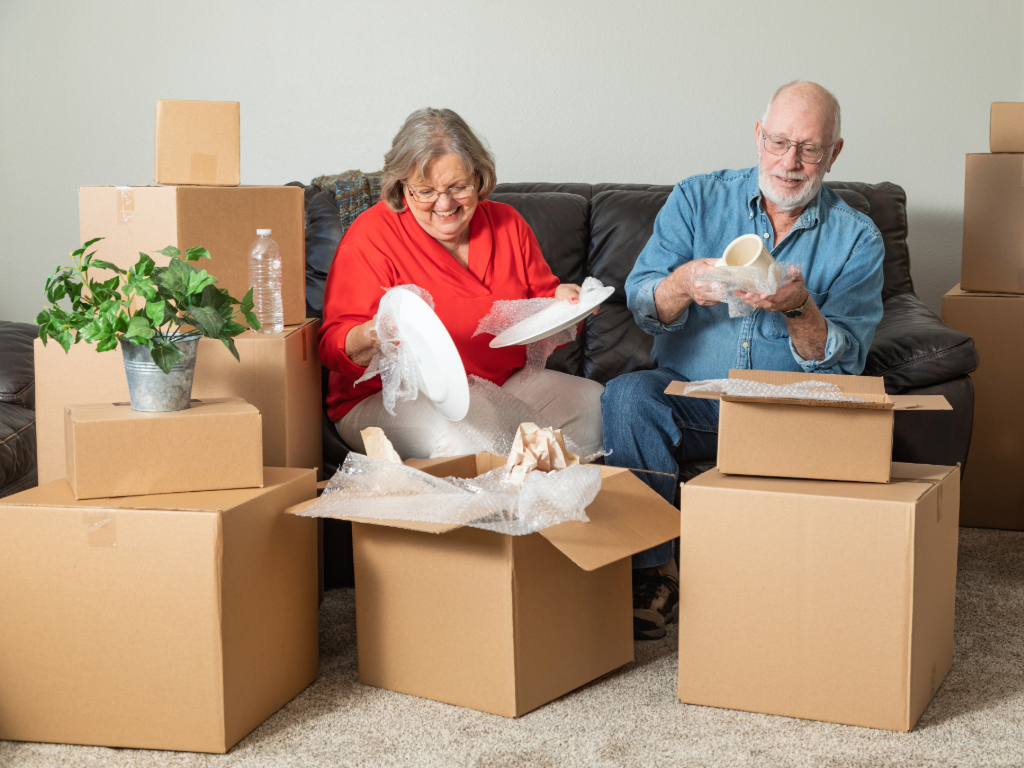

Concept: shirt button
[[742, 342, 749, 349], [749, 212, 754, 219], [763, 233, 770, 239]]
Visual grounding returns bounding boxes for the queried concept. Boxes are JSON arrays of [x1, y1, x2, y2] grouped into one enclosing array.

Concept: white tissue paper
[[683, 378, 866, 403], [354, 284, 434, 416], [474, 277, 607, 376], [698, 262, 804, 318], [505, 422, 580, 486]]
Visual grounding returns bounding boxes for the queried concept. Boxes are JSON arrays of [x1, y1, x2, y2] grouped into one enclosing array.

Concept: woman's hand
[[344, 315, 381, 368], [555, 283, 599, 315]]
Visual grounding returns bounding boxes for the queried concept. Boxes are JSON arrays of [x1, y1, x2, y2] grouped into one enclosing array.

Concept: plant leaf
[[186, 269, 217, 296], [90, 259, 125, 275], [152, 259, 189, 297], [96, 336, 119, 352], [186, 304, 225, 338], [156, 245, 181, 259], [134, 253, 156, 277], [125, 314, 156, 344], [219, 335, 241, 362], [184, 246, 211, 262], [150, 340, 183, 374]]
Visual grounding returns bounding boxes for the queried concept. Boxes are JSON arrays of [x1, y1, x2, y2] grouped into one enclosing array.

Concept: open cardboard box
[[678, 462, 960, 731], [668, 370, 951, 483], [0, 467, 318, 753], [285, 452, 680, 717]]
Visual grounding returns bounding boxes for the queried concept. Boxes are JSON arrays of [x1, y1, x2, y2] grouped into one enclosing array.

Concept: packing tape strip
[[189, 152, 218, 184], [116, 186, 134, 225], [83, 512, 116, 548]]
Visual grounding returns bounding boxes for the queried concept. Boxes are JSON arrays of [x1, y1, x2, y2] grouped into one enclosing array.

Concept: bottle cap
[[256, 228, 272, 236]]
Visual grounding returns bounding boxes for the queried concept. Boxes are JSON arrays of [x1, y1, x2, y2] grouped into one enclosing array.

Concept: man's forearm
[[654, 271, 694, 324], [785, 303, 828, 361]]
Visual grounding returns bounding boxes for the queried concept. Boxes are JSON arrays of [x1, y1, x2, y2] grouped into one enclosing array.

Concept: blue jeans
[[601, 368, 719, 569]]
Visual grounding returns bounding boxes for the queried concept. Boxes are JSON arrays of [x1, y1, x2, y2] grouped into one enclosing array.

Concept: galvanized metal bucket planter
[[119, 333, 201, 412]]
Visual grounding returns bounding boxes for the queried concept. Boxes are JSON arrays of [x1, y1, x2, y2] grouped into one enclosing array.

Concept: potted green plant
[[37, 238, 261, 412]]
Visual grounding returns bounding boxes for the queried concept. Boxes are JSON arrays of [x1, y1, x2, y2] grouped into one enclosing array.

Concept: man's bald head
[[762, 81, 841, 146]]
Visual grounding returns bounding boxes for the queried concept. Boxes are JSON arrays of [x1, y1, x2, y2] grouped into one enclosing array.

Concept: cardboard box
[[961, 153, 1024, 293], [669, 370, 950, 483], [678, 462, 960, 732], [942, 284, 1024, 529], [990, 102, 1024, 153], [36, 319, 322, 485], [64, 397, 263, 500], [155, 99, 240, 186], [0, 467, 318, 753], [286, 453, 680, 717], [78, 184, 305, 325]]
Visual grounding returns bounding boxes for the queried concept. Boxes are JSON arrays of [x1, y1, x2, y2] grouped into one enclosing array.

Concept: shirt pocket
[[767, 289, 828, 338]]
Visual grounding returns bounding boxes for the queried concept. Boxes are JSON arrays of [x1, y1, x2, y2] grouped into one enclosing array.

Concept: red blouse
[[319, 199, 560, 422]]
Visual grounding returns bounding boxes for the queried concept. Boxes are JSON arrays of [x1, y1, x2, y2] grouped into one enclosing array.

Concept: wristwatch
[[781, 291, 813, 319]]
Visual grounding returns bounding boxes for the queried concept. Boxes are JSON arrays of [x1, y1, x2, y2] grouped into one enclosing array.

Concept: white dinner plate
[[489, 286, 616, 348], [391, 290, 470, 421]]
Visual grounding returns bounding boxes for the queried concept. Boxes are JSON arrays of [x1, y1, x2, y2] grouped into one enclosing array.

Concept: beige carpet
[[3, 528, 1023, 767]]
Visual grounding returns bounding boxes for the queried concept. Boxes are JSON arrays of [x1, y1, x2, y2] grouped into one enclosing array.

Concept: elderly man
[[603, 81, 884, 640]]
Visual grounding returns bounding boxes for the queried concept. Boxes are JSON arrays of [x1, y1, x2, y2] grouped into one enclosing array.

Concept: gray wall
[[2, 0, 1021, 322]]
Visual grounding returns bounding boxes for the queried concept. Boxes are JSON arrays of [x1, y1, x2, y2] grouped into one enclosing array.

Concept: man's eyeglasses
[[404, 182, 476, 204], [761, 131, 833, 164]]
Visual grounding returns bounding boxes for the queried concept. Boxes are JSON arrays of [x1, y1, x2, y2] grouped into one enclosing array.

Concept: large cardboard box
[[78, 184, 305, 325], [942, 284, 1024, 529], [64, 397, 263, 500], [36, 319, 322, 485], [287, 453, 680, 717], [669, 370, 950, 483], [0, 467, 318, 753], [990, 102, 1024, 153], [678, 462, 960, 732], [154, 99, 240, 186], [961, 153, 1024, 293]]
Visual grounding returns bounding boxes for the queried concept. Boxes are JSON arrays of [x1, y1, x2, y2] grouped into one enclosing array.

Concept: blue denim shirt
[[626, 167, 885, 379]]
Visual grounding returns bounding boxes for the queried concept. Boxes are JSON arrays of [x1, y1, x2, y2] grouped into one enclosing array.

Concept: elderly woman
[[319, 108, 604, 460]]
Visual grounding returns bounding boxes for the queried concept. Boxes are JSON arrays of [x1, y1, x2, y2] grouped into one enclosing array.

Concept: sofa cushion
[[826, 181, 913, 299], [864, 292, 979, 393], [0, 402, 35, 496], [304, 188, 345, 319], [581, 303, 654, 384], [487, 192, 590, 288], [588, 188, 673, 302], [0, 321, 36, 411]]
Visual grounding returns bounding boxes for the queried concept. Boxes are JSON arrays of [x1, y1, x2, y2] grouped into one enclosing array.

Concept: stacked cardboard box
[[3, 101, 323, 752], [667, 370, 960, 731], [942, 102, 1024, 530]]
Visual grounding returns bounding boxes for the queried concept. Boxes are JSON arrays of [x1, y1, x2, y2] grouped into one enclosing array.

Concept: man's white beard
[[758, 158, 825, 212]]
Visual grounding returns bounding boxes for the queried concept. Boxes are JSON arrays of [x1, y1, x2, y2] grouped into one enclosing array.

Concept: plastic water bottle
[[248, 229, 283, 334]]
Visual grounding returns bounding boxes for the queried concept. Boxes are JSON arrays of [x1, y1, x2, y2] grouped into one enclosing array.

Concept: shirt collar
[[746, 166, 823, 230]]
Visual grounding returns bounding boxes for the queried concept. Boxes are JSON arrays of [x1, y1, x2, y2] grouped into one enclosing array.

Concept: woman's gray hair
[[380, 108, 497, 212], [762, 81, 842, 147]]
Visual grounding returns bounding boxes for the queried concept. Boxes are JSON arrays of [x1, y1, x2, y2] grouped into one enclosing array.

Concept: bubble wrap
[[354, 285, 435, 416], [296, 452, 602, 536], [683, 378, 866, 403], [699, 262, 803, 318], [474, 277, 606, 377], [450, 375, 607, 462]]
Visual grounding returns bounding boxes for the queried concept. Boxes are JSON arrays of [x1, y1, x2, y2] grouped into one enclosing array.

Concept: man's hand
[[733, 271, 808, 313], [654, 258, 722, 324]]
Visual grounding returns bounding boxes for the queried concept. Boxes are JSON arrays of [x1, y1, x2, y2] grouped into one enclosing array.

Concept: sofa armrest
[[0, 321, 37, 411], [864, 293, 979, 394]]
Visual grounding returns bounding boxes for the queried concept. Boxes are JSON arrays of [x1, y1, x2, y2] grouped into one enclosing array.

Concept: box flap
[[685, 463, 957, 503], [67, 397, 253, 423], [282, 498, 462, 534], [538, 467, 680, 572], [666, 370, 918, 411], [888, 395, 952, 411], [1, 467, 310, 512]]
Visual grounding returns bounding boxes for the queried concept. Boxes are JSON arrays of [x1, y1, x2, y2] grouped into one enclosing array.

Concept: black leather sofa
[[0, 321, 39, 498], [298, 179, 979, 586]]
